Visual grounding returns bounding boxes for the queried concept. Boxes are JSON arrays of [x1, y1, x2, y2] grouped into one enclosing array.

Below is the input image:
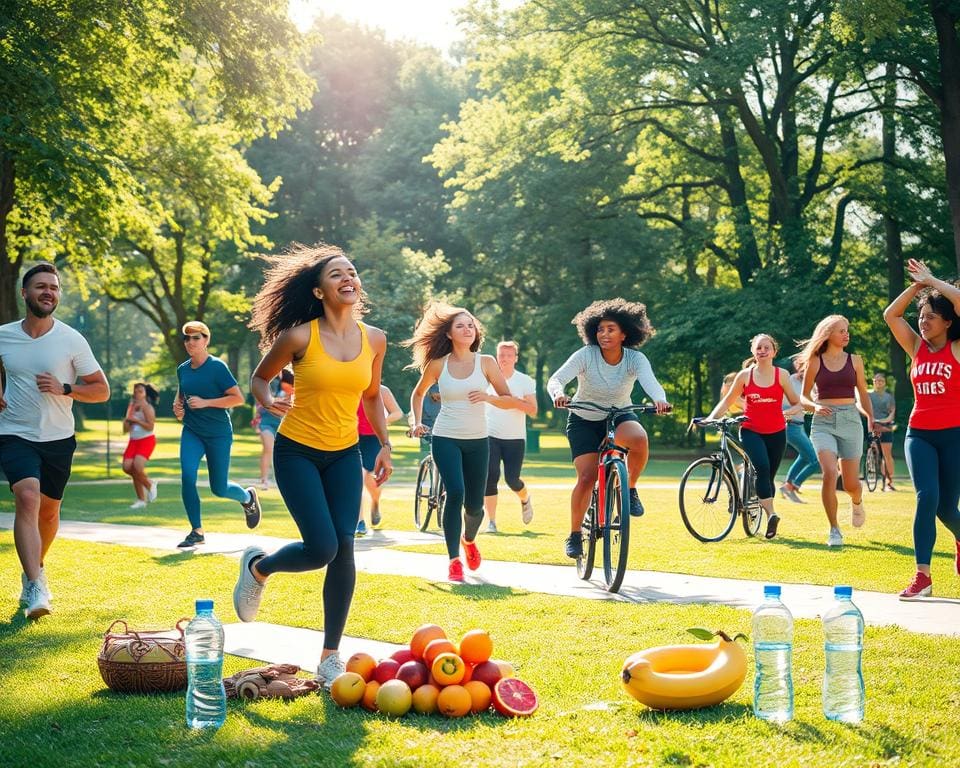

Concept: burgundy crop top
[[815, 354, 856, 399]]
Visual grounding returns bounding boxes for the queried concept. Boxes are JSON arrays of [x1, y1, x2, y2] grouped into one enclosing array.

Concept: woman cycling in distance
[[405, 302, 515, 583], [883, 258, 960, 599], [779, 357, 819, 503], [253, 369, 293, 490], [547, 298, 671, 560], [700, 334, 803, 539], [232, 244, 393, 687], [355, 384, 403, 535], [122, 382, 159, 509], [798, 315, 874, 547]]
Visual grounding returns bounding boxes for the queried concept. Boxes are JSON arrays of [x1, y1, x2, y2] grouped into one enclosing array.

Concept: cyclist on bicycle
[[547, 298, 670, 559], [700, 334, 803, 539], [868, 372, 897, 491]]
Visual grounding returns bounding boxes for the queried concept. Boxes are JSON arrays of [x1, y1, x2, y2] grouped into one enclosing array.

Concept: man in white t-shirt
[[0, 263, 109, 618], [483, 341, 538, 531]]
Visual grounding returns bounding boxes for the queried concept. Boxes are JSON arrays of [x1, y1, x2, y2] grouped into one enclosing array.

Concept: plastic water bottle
[[752, 584, 794, 722], [822, 585, 865, 723], [185, 599, 226, 729]]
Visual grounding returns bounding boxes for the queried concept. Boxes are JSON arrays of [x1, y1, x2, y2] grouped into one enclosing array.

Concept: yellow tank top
[[279, 320, 374, 451]]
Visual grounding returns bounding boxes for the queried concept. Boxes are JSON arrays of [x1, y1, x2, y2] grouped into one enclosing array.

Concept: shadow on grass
[[772, 536, 916, 558], [424, 582, 520, 602]]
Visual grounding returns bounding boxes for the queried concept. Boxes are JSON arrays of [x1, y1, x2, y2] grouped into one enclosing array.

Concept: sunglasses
[[182, 333, 206, 342]]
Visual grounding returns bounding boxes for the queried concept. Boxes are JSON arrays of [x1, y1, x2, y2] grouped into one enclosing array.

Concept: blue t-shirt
[[177, 355, 238, 439]]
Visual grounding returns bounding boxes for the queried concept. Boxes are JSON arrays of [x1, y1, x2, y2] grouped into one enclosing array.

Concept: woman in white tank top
[[405, 303, 517, 583]]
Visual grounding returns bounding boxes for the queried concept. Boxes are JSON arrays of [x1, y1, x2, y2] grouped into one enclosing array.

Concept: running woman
[[122, 382, 159, 509], [702, 334, 803, 539], [779, 357, 819, 503], [172, 320, 262, 548], [883, 258, 960, 599], [233, 245, 393, 687], [355, 384, 403, 535], [798, 315, 874, 547], [483, 340, 538, 533], [547, 299, 670, 560], [405, 303, 513, 583], [0, 263, 109, 618]]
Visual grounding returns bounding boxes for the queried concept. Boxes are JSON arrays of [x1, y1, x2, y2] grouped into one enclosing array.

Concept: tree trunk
[[717, 111, 762, 284], [0, 150, 22, 323], [931, 1, 960, 272]]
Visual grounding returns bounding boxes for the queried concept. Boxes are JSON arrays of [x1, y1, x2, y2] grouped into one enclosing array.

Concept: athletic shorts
[[123, 435, 156, 460], [811, 404, 863, 460], [259, 416, 281, 438], [358, 433, 381, 472], [879, 430, 894, 445], [0, 434, 77, 500], [565, 412, 640, 460]]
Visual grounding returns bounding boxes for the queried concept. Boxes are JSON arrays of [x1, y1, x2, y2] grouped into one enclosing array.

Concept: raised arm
[[883, 282, 922, 359]]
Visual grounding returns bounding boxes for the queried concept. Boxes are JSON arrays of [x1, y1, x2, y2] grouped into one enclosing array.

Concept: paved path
[[3, 514, 957, 640]]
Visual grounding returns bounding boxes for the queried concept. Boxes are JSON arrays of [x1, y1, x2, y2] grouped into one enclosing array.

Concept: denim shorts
[[810, 404, 863, 459]]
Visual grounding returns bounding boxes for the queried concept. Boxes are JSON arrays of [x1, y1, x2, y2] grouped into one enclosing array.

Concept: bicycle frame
[[696, 417, 756, 513]]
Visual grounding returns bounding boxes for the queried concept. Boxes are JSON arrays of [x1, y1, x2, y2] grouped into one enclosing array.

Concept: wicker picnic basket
[[97, 618, 190, 694]]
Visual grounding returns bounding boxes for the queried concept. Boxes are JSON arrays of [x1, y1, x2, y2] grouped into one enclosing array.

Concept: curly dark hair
[[249, 243, 369, 346], [572, 298, 655, 348], [918, 288, 960, 341]]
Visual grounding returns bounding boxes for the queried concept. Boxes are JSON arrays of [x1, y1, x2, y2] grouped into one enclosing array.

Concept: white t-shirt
[[486, 370, 536, 440], [0, 319, 102, 441]]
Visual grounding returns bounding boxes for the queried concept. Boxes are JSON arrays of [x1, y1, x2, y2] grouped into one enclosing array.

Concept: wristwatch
[[62, 383, 73, 396]]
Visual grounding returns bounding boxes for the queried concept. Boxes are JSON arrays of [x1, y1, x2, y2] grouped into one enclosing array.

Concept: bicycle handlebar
[[565, 401, 670, 416], [691, 415, 748, 429]]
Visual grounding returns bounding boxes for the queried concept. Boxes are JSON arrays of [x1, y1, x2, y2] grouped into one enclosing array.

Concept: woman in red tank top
[[704, 334, 803, 539], [883, 258, 960, 600]]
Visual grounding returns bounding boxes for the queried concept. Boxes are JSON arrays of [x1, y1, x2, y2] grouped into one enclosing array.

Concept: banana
[[620, 638, 747, 711]]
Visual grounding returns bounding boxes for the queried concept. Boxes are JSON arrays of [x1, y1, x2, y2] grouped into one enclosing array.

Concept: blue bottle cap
[[763, 585, 781, 597], [195, 599, 214, 612], [834, 585, 852, 598]]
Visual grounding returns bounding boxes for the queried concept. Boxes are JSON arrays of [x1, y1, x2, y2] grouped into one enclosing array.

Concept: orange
[[423, 638, 458, 668], [329, 672, 366, 708], [458, 629, 493, 665], [345, 652, 377, 682], [361, 679, 381, 712], [464, 680, 491, 713], [431, 652, 466, 686], [410, 624, 446, 661], [460, 662, 474, 684], [411, 683, 440, 715], [436, 684, 471, 717]]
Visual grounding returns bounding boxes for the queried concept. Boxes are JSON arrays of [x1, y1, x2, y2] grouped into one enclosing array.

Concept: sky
[[288, 0, 522, 51]]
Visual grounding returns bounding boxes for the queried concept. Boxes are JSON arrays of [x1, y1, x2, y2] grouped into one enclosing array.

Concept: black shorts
[[0, 434, 77, 500], [485, 436, 526, 495], [358, 434, 381, 472], [879, 430, 894, 445], [565, 412, 640, 460]]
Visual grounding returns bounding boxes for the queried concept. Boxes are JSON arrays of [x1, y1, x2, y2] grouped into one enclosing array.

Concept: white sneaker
[[20, 569, 51, 605], [130, 499, 147, 509], [827, 528, 844, 547], [147, 481, 159, 502], [521, 496, 534, 525], [233, 546, 267, 622], [851, 501, 866, 528], [24, 579, 51, 619], [315, 652, 345, 689]]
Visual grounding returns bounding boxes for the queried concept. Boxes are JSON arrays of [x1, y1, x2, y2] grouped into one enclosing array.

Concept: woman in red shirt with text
[[883, 258, 960, 599], [702, 334, 803, 539]]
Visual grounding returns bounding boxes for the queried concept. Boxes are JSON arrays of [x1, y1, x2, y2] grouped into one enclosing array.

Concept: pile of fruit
[[329, 623, 538, 719]]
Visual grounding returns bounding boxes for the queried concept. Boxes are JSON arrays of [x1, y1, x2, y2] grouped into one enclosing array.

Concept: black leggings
[[432, 435, 488, 559], [485, 436, 526, 496], [739, 428, 786, 501], [256, 434, 362, 650]]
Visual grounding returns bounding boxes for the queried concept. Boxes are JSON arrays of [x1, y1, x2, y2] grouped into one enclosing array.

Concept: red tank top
[[814, 354, 856, 399], [356, 402, 375, 436], [909, 342, 960, 429], [742, 368, 786, 434]]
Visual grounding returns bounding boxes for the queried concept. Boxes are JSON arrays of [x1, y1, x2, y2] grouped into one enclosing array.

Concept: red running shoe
[[898, 571, 932, 601], [461, 538, 482, 571], [448, 558, 464, 583]]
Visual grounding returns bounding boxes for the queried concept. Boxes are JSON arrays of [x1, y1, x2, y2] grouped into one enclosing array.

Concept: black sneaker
[[242, 487, 262, 529], [565, 533, 583, 559], [765, 514, 780, 540], [177, 530, 205, 548], [628, 488, 645, 517]]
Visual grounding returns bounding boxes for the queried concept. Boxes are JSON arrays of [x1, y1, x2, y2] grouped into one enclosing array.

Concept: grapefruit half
[[492, 677, 538, 717]]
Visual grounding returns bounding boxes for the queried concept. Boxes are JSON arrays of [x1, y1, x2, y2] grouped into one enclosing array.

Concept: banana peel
[[621, 630, 747, 711]]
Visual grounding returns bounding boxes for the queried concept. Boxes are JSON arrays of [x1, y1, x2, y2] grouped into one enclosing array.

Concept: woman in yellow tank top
[[231, 243, 393, 687]]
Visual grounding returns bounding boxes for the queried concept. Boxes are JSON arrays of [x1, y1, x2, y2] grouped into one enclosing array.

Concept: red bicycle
[[567, 401, 664, 593]]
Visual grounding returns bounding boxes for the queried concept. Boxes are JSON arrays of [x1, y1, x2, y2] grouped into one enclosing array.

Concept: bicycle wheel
[[435, 476, 446, 531], [741, 465, 764, 537], [576, 492, 598, 581], [864, 443, 880, 492], [602, 459, 630, 593], [679, 456, 737, 542], [414, 458, 434, 531]]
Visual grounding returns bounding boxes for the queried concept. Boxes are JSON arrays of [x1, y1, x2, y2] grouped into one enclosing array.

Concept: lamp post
[[105, 298, 111, 478]]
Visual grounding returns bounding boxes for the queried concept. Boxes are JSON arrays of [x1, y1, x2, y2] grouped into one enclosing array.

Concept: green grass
[[1, 538, 957, 768]]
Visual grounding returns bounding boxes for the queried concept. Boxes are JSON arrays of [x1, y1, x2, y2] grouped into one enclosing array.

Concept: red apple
[[373, 658, 401, 684], [395, 660, 429, 691], [471, 660, 503, 689], [390, 648, 416, 665]]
